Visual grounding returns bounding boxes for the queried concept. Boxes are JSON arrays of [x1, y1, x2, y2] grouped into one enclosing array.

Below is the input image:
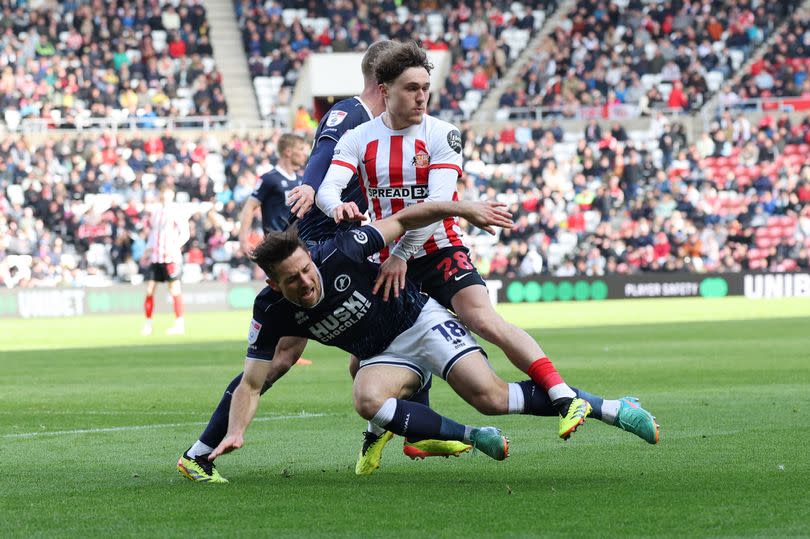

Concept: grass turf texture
[[2, 296, 809, 538]]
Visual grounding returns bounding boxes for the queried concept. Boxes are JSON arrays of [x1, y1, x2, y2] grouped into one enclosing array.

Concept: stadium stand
[[233, 0, 553, 123], [731, 9, 810, 103], [504, 0, 796, 119], [2, 111, 809, 288], [1, 1, 808, 290], [0, 0, 226, 131]]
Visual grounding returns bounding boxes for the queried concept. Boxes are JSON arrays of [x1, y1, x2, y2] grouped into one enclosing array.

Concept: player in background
[[141, 184, 190, 336], [177, 40, 469, 484], [238, 133, 309, 254], [316, 41, 659, 447]]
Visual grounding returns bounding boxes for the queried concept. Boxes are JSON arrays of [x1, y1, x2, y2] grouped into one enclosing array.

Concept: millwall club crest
[[411, 150, 431, 169], [326, 110, 348, 127], [248, 319, 262, 344], [352, 230, 368, 244], [334, 274, 351, 292]]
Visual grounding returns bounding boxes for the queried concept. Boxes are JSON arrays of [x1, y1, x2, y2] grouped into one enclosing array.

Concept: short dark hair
[[361, 40, 397, 81], [374, 40, 433, 85], [250, 225, 307, 279]]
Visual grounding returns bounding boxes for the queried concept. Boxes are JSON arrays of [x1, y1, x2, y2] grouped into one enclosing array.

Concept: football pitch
[[2, 297, 809, 538]]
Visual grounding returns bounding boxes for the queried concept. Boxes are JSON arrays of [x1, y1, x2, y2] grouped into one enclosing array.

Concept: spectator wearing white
[[162, 5, 182, 32], [518, 247, 543, 277]]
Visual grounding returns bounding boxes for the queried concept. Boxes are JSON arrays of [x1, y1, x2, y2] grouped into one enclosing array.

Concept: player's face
[[289, 142, 309, 170], [268, 247, 321, 308], [383, 67, 430, 129]]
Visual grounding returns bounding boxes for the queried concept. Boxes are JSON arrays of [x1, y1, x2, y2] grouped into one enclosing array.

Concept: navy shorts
[[145, 262, 182, 282], [406, 246, 486, 309]]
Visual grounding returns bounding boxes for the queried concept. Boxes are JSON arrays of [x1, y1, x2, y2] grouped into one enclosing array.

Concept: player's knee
[[353, 391, 387, 421], [459, 309, 501, 341]]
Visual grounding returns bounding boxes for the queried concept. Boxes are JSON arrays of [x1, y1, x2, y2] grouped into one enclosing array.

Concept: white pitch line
[[2, 412, 333, 439]]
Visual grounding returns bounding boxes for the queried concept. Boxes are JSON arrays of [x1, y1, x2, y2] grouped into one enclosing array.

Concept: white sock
[[548, 382, 576, 401], [367, 421, 386, 435], [187, 440, 214, 458], [601, 399, 620, 424], [507, 383, 525, 414], [175, 317, 185, 326], [370, 397, 397, 429]]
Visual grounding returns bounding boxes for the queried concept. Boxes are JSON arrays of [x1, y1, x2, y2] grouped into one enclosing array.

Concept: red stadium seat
[[781, 259, 798, 272], [755, 237, 771, 249]]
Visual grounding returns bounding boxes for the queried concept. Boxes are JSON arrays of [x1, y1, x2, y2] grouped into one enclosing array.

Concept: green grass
[[2, 297, 809, 538]]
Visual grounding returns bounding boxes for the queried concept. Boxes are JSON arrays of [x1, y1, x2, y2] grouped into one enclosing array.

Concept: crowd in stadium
[[2, 109, 809, 289], [728, 9, 810, 103], [509, 0, 797, 117], [2, 1, 810, 290], [235, 0, 549, 121], [0, 0, 225, 131]]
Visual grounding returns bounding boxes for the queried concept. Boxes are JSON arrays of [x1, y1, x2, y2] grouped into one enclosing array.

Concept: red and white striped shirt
[[320, 113, 464, 262], [146, 203, 190, 264]]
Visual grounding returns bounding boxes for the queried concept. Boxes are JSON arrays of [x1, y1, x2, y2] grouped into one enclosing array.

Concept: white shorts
[[358, 299, 485, 389]]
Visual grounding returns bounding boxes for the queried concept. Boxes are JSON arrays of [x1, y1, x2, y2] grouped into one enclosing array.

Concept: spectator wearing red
[[168, 32, 187, 58], [667, 81, 688, 110], [471, 66, 489, 90]]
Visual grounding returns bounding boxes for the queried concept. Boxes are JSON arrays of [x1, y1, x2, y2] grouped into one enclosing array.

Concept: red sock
[[144, 295, 154, 318], [173, 295, 184, 318], [527, 357, 564, 392]]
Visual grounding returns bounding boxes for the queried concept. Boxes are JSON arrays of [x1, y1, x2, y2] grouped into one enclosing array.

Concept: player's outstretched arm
[[372, 201, 513, 246], [208, 335, 306, 460]]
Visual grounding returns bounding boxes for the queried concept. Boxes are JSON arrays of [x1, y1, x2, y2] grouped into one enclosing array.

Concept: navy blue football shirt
[[246, 225, 428, 361], [251, 167, 302, 233], [294, 97, 372, 244]]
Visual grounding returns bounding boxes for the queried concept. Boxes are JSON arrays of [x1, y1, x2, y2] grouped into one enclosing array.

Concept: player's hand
[[239, 238, 252, 257], [209, 434, 244, 460], [373, 255, 408, 301], [287, 184, 315, 218], [333, 202, 364, 223], [464, 201, 514, 234]]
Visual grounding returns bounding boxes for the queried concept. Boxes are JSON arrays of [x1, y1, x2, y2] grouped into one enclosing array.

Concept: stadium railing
[[489, 104, 688, 122], [713, 96, 810, 114], [1, 115, 288, 134]]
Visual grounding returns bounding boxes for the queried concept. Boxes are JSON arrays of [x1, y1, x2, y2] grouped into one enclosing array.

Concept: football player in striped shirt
[[316, 41, 659, 446], [141, 184, 190, 336]]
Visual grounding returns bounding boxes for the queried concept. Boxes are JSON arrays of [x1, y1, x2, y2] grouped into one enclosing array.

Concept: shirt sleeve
[[315, 128, 362, 218], [251, 172, 278, 203], [245, 306, 280, 361], [331, 225, 386, 263], [427, 122, 463, 177], [302, 137, 337, 192]]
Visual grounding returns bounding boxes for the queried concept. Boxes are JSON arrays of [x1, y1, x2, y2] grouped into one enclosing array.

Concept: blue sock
[[517, 380, 557, 416], [517, 381, 604, 420], [386, 399, 467, 442], [199, 372, 272, 448]]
